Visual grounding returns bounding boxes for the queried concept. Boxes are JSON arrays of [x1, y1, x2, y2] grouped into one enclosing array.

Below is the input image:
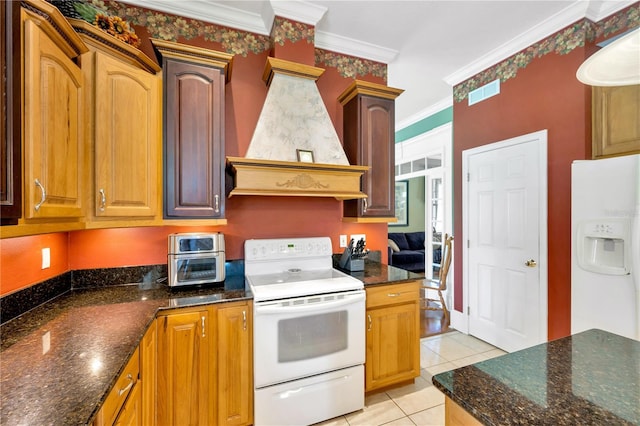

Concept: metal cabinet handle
[[117, 374, 134, 396], [201, 316, 206, 338], [362, 198, 368, 213], [99, 189, 106, 212], [34, 179, 46, 211], [242, 310, 247, 331], [387, 293, 401, 297], [214, 194, 220, 213], [525, 259, 537, 267], [367, 314, 372, 331]]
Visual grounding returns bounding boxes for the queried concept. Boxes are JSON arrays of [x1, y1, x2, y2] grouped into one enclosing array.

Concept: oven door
[[253, 289, 365, 388]]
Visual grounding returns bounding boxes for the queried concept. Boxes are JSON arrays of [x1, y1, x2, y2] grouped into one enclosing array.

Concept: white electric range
[[245, 237, 365, 426]]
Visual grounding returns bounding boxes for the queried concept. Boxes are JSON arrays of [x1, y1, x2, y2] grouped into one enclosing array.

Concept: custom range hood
[[227, 57, 368, 200]]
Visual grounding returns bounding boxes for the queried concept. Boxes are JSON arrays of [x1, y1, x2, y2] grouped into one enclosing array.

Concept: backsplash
[[0, 264, 165, 324]]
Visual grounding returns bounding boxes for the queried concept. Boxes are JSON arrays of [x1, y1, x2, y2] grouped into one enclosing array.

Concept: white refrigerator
[[571, 154, 640, 340]]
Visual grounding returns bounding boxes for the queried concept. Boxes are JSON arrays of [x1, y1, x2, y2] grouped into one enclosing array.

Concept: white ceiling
[[124, 0, 636, 128]]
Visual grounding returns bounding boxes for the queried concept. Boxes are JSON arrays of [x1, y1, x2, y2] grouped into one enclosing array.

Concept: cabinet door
[[164, 59, 225, 218], [343, 95, 395, 219], [140, 320, 156, 426], [592, 85, 640, 158], [360, 96, 395, 217], [157, 311, 210, 426], [366, 302, 419, 391], [216, 303, 252, 426], [23, 18, 83, 219], [1, 1, 21, 225], [94, 51, 159, 217]]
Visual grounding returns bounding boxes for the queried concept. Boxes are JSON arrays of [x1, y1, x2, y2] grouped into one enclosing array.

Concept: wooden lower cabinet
[[140, 320, 157, 426], [365, 281, 420, 392], [93, 348, 140, 426], [157, 301, 253, 426], [114, 382, 142, 426], [217, 304, 253, 426], [444, 397, 482, 426], [157, 308, 211, 426]]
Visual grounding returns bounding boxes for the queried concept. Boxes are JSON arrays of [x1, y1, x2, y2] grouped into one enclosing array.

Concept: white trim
[[396, 97, 453, 131], [119, 0, 274, 35], [271, 1, 327, 26], [461, 129, 548, 345], [444, 0, 636, 86], [315, 31, 398, 64]]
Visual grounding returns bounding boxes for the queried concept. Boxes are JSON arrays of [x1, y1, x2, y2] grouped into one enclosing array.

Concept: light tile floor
[[315, 331, 507, 426]]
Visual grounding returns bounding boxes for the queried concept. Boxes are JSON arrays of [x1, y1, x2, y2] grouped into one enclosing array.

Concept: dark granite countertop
[[432, 329, 640, 425], [0, 276, 249, 426], [335, 257, 425, 286], [0, 259, 417, 425]]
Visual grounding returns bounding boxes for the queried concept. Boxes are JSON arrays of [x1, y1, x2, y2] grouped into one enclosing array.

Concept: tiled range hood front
[[227, 58, 368, 200]]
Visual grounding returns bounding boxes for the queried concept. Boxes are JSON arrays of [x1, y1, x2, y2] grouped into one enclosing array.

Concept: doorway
[[461, 130, 548, 352]]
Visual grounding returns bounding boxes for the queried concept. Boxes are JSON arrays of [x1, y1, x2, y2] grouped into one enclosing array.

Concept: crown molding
[[397, 97, 453, 131], [585, 0, 637, 21], [118, 0, 274, 35], [444, 0, 636, 86], [315, 30, 398, 63], [271, 1, 327, 26], [444, 1, 587, 86]]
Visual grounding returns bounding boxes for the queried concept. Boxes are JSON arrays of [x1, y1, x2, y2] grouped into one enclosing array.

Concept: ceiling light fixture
[[577, 27, 640, 86]]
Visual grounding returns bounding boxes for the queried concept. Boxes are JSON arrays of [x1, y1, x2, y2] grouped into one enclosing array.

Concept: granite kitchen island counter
[[0, 275, 250, 426], [432, 329, 640, 425]]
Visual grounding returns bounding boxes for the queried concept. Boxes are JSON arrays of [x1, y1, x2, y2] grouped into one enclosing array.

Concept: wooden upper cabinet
[[152, 39, 233, 220], [339, 81, 403, 222], [1, 1, 21, 226], [93, 51, 159, 218], [21, 4, 87, 220], [592, 85, 640, 158], [72, 19, 162, 223]]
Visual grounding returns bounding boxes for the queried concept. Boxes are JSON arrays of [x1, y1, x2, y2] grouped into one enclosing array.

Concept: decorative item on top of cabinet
[[365, 281, 420, 392], [1, 1, 21, 226], [21, 1, 88, 223], [339, 80, 404, 223], [69, 18, 162, 227], [592, 85, 640, 158], [151, 39, 233, 223]]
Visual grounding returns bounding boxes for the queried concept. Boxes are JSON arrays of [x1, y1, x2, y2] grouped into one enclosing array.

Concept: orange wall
[[452, 39, 593, 340], [0, 9, 390, 296], [0, 233, 69, 295]]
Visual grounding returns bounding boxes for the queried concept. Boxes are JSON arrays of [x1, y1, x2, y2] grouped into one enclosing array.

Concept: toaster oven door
[[168, 252, 224, 286]]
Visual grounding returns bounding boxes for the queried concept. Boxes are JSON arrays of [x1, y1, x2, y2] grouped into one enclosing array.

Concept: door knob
[[525, 259, 537, 267]]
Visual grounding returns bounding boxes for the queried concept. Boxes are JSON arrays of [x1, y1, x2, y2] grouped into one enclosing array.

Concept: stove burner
[[288, 268, 301, 273]]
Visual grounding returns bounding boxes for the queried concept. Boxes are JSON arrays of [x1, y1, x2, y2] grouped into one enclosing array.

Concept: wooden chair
[[421, 234, 453, 326]]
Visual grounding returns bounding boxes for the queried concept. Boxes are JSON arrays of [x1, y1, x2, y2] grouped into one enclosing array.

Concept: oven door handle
[[255, 293, 364, 314]]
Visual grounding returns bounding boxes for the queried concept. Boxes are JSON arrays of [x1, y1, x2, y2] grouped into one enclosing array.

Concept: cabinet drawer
[[366, 281, 419, 308], [101, 348, 140, 425]]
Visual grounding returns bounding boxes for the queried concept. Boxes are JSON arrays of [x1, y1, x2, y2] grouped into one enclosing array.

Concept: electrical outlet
[[339, 235, 348, 248], [350, 234, 366, 245], [41, 247, 51, 269], [42, 331, 51, 355]]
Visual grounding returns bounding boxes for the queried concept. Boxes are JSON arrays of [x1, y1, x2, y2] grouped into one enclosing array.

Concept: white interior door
[[463, 130, 547, 353]]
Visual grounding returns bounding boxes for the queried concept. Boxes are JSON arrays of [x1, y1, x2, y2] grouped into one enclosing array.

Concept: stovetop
[[244, 237, 363, 302]]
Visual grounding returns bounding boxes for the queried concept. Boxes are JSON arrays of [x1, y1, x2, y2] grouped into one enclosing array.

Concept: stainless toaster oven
[[167, 232, 225, 287]]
